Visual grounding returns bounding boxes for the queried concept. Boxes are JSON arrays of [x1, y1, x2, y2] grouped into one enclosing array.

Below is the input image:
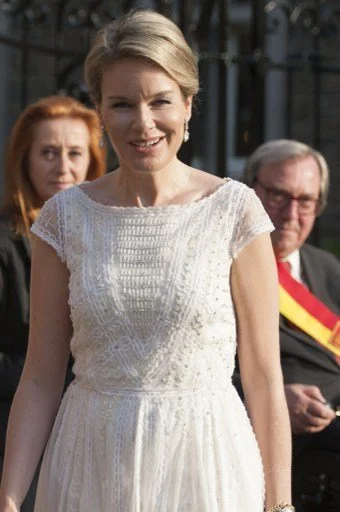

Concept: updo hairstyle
[[84, 10, 199, 106]]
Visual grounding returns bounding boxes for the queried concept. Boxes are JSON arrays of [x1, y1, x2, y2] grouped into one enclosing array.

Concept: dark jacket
[[0, 214, 31, 453], [280, 243, 340, 406], [0, 214, 74, 454], [233, 242, 340, 407]]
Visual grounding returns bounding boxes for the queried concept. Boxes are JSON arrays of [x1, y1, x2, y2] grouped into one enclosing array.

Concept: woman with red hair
[[0, 95, 106, 511]]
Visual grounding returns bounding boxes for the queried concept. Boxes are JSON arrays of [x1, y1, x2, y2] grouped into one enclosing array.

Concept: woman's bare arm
[[232, 232, 292, 509], [0, 237, 72, 510]]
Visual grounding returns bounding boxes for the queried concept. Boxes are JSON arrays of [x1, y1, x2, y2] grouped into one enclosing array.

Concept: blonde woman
[[1, 13, 293, 512]]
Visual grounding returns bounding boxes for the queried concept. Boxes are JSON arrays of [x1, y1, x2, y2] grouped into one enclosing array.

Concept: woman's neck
[[112, 161, 192, 207]]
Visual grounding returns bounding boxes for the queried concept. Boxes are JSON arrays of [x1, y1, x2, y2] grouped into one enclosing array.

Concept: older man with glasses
[[235, 139, 340, 512]]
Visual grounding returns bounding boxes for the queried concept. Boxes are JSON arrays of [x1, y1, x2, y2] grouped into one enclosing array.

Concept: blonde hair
[[244, 139, 329, 213], [84, 9, 199, 106], [3, 95, 106, 236]]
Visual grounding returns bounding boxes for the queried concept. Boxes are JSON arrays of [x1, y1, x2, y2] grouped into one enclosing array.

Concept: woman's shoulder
[[76, 174, 114, 201], [190, 169, 248, 192], [40, 185, 82, 212], [0, 213, 15, 240], [0, 211, 12, 224], [187, 169, 242, 200], [0, 213, 23, 255]]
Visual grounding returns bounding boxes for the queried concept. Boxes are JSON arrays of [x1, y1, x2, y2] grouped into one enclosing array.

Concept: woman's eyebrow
[[106, 89, 174, 101]]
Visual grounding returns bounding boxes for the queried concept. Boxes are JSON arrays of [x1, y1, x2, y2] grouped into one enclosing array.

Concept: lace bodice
[[31, 180, 273, 393]]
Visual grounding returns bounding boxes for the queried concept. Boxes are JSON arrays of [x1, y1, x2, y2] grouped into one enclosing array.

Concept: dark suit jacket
[[233, 242, 340, 407], [280, 243, 340, 406], [0, 214, 74, 455], [0, 215, 31, 454]]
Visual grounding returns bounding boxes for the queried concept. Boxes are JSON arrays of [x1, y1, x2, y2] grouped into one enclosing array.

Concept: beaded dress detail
[[31, 179, 273, 512]]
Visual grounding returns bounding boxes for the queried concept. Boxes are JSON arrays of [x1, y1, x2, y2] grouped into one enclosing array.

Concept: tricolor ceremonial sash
[[277, 261, 340, 357]]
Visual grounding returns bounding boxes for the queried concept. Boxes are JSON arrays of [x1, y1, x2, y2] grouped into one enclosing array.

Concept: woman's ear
[[185, 96, 193, 121]]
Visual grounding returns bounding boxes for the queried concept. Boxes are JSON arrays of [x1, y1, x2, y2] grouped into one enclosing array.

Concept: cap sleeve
[[30, 193, 65, 261], [231, 186, 274, 259]]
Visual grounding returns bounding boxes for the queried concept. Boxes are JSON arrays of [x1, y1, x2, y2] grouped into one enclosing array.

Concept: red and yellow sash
[[277, 261, 340, 357]]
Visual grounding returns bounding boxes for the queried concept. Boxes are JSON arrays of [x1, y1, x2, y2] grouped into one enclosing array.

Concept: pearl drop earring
[[183, 118, 189, 143]]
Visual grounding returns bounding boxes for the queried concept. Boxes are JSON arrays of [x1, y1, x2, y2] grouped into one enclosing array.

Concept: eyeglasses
[[254, 178, 320, 216]]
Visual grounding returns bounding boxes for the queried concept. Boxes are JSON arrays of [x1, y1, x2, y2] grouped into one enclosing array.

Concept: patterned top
[[31, 179, 273, 393], [31, 179, 274, 512]]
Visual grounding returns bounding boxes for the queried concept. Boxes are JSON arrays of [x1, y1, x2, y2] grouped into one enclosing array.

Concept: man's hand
[[284, 383, 336, 434]]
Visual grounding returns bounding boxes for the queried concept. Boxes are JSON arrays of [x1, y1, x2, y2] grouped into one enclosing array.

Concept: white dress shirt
[[281, 249, 303, 284]]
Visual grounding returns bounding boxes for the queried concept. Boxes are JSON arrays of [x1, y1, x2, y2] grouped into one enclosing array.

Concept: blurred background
[[0, 0, 339, 253]]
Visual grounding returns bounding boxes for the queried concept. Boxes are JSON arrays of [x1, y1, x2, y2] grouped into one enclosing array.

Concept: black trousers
[[293, 418, 340, 512]]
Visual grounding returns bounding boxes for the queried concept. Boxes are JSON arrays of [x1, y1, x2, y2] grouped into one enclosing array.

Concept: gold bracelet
[[266, 503, 295, 512]]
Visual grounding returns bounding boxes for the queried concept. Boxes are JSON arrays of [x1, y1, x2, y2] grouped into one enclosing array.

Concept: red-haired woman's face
[[28, 117, 91, 203]]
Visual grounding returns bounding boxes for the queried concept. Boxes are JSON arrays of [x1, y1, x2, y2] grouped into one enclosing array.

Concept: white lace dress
[[31, 179, 273, 512]]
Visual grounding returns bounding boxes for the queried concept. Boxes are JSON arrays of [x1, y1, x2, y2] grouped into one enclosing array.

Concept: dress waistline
[[71, 380, 232, 397]]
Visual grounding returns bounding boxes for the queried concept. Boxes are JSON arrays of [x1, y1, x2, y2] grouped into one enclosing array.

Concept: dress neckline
[[73, 178, 232, 214]]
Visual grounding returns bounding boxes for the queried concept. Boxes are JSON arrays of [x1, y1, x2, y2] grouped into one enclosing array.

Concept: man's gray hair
[[243, 139, 329, 213]]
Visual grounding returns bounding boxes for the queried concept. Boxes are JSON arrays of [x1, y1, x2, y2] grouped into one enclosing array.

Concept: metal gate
[[0, 0, 339, 249]]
